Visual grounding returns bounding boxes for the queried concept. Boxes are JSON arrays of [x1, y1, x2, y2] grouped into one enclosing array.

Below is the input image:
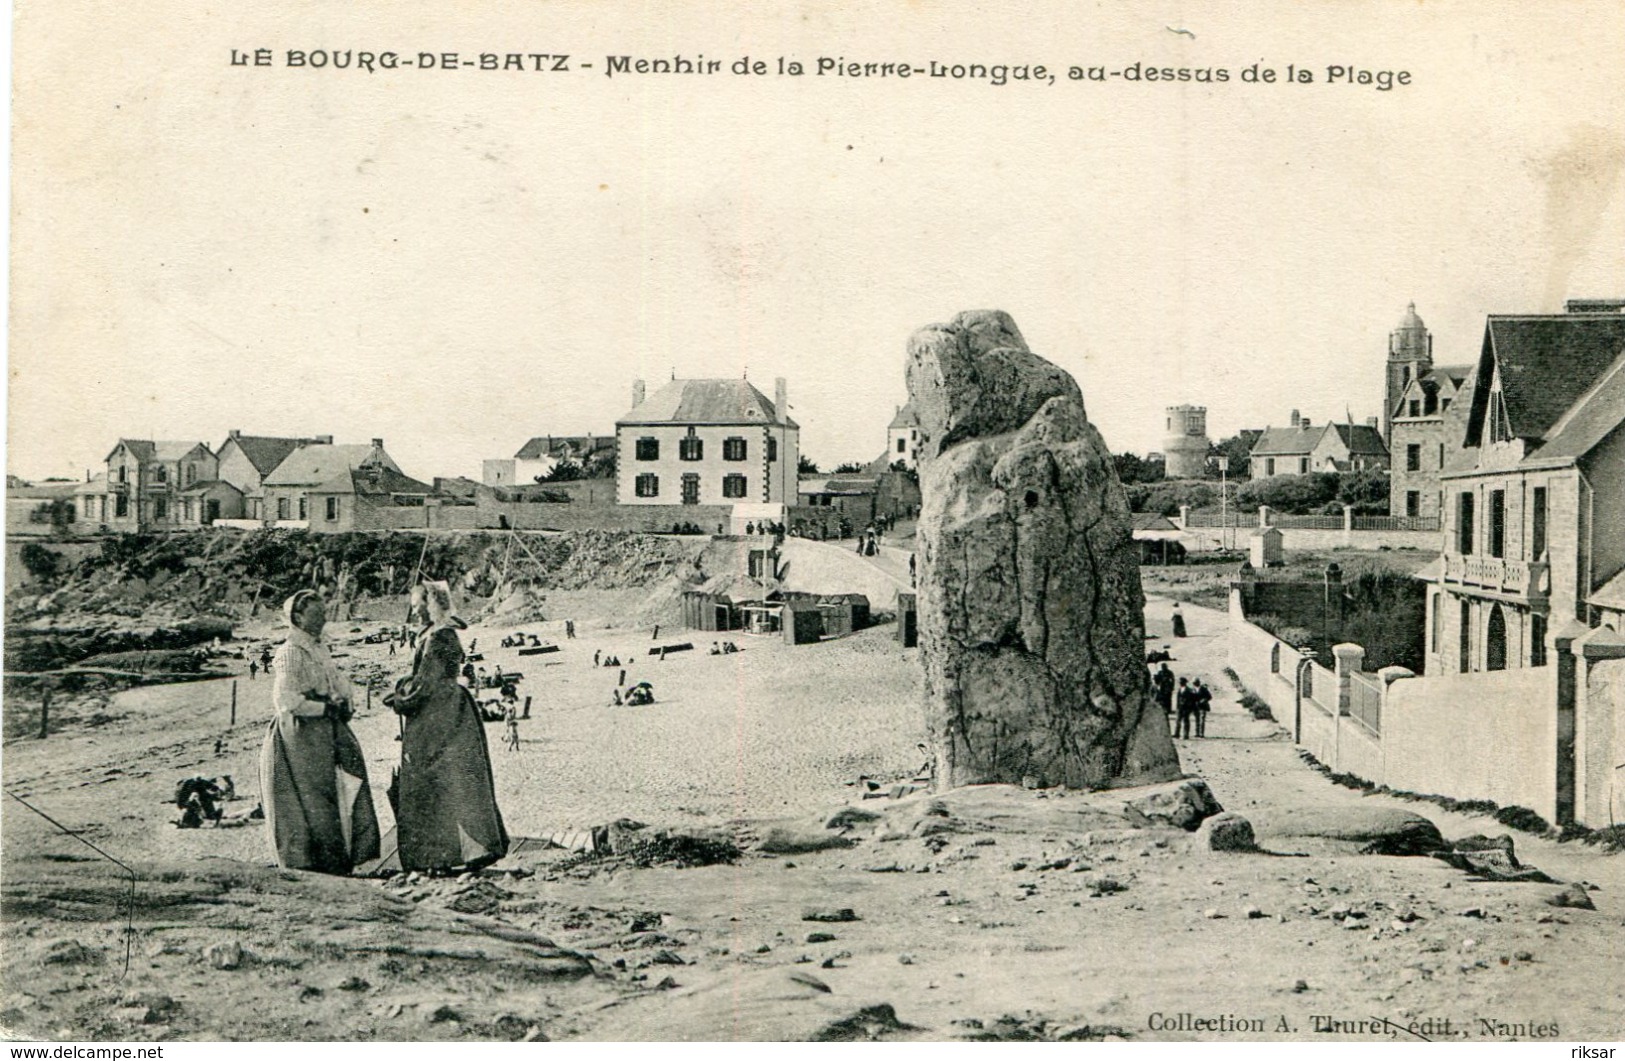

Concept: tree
[[797, 455, 821, 475], [1337, 470, 1390, 515], [1206, 432, 1258, 479], [889, 459, 920, 487], [539, 459, 586, 483], [1114, 452, 1165, 485], [832, 462, 867, 474]]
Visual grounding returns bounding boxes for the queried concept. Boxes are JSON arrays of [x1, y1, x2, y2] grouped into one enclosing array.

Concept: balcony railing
[[1440, 554, 1549, 598]]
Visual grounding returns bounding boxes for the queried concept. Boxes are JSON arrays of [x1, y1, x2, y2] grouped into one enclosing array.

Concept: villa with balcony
[[1420, 305, 1625, 675]]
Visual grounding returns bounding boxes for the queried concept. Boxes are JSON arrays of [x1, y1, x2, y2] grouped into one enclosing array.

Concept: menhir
[[908, 310, 1180, 789]]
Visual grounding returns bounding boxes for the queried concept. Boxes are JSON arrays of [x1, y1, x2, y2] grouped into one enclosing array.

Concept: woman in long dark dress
[[259, 590, 381, 874], [388, 580, 509, 873]]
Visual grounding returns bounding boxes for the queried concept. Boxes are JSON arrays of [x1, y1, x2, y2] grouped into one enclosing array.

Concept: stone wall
[[1383, 666, 1558, 822], [1179, 523, 1440, 553], [1226, 592, 1301, 722], [1233, 597, 1560, 818]]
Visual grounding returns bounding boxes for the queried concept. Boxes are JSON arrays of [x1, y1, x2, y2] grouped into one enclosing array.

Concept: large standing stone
[[908, 310, 1180, 790]]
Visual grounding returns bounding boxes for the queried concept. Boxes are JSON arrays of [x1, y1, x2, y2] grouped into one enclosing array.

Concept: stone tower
[[1162, 404, 1209, 479], [1384, 302, 1432, 446]]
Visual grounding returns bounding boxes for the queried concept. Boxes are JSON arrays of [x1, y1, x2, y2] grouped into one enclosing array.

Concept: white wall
[[1383, 666, 1558, 822]]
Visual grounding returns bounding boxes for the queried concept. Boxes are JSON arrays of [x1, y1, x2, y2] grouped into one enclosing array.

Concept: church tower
[[1384, 302, 1432, 447]]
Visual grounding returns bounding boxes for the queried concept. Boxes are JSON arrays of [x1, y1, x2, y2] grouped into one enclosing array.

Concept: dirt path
[[3, 595, 1621, 1041]]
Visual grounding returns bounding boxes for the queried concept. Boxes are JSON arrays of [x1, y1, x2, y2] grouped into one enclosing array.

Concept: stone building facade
[[216, 430, 331, 521], [80, 439, 220, 532], [1383, 304, 1472, 519], [260, 439, 405, 526], [1421, 305, 1625, 677], [1248, 413, 1389, 479], [615, 378, 800, 508]]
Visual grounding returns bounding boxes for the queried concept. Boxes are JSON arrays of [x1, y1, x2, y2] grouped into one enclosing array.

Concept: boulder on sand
[[1123, 778, 1223, 831], [1250, 805, 1444, 855], [907, 310, 1180, 790], [1192, 812, 1257, 852]]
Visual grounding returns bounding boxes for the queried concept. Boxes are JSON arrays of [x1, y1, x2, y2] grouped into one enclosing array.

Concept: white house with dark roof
[[615, 377, 799, 507], [504, 434, 615, 486], [1248, 413, 1390, 479], [305, 462, 436, 533], [216, 430, 333, 520], [260, 439, 402, 525], [887, 401, 920, 469]]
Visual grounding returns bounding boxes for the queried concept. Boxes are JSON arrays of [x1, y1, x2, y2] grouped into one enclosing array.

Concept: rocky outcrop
[[907, 310, 1180, 790]]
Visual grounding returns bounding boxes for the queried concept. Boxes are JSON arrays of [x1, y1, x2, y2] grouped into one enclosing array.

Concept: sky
[[8, 1, 1625, 482]]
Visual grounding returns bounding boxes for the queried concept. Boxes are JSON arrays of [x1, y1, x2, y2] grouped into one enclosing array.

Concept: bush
[[1493, 805, 1551, 834], [1124, 481, 1216, 516], [1237, 473, 1340, 514], [19, 543, 60, 582], [1337, 470, 1390, 514]]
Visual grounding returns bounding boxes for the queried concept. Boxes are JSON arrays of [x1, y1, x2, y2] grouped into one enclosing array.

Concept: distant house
[[176, 480, 245, 527], [1248, 412, 1390, 479], [1422, 305, 1625, 675], [216, 430, 332, 521], [306, 461, 436, 533], [798, 474, 880, 524], [81, 439, 220, 532], [616, 377, 800, 507], [260, 439, 403, 526], [887, 402, 920, 469], [485, 434, 616, 488]]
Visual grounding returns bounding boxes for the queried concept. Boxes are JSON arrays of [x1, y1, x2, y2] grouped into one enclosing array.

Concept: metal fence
[[1352, 515, 1440, 532], [1183, 511, 1439, 532], [1347, 671, 1383, 733]]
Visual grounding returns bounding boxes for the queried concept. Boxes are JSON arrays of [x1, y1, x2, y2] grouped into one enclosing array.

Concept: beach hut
[[817, 593, 871, 637], [682, 589, 735, 632], [783, 603, 823, 645]]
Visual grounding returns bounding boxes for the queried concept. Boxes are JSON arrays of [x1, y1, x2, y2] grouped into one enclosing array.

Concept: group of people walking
[[259, 580, 508, 877], [1151, 661, 1213, 739]]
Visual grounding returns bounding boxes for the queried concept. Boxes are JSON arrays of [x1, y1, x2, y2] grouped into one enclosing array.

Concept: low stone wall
[[474, 496, 738, 533], [1180, 524, 1439, 553]]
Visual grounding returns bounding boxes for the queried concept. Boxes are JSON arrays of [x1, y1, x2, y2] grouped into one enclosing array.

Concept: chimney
[[371, 438, 384, 451], [1290, 409, 1300, 428], [228, 429, 241, 440], [1300, 417, 1310, 428], [1365, 416, 1378, 429], [311, 435, 334, 446], [775, 377, 788, 417], [632, 379, 646, 407]]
